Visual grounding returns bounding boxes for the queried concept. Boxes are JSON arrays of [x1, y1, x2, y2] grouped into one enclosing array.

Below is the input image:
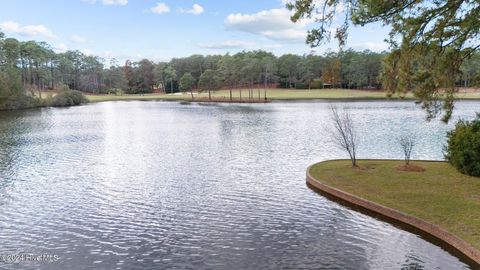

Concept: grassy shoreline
[[86, 89, 402, 103], [85, 89, 480, 103], [86, 89, 399, 103], [4, 88, 475, 112], [309, 159, 480, 251]]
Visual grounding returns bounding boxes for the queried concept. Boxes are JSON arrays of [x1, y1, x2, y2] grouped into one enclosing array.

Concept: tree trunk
[[50, 62, 55, 89], [264, 76, 267, 100], [250, 81, 253, 100], [251, 83, 253, 100], [35, 63, 40, 89]]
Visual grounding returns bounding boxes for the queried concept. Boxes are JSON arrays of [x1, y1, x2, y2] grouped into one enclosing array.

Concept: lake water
[[0, 100, 478, 269]]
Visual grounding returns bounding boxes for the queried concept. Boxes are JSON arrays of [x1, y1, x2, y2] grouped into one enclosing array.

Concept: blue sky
[[0, 0, 390, 63]]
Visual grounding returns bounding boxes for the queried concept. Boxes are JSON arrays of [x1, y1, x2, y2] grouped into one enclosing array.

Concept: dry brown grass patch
[[395, 164, 426, 172]]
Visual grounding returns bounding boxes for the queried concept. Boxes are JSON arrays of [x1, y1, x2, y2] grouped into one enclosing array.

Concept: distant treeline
[[1, 31, 479, 100], [123, 50, 389, 94]]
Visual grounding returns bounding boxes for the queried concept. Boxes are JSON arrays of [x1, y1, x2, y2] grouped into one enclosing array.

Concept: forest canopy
[[0, 27, 479, 110]]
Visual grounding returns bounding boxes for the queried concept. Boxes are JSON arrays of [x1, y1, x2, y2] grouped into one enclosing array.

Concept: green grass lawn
[[86, 93, 182, 102], [86, 89, 415, 102], [456, 91, 480, 99], [86, 89, 480, 103], [309, 160, 480, 250]]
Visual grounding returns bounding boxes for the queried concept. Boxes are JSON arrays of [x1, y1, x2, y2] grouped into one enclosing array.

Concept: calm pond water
[[0, 100, 478, 270]]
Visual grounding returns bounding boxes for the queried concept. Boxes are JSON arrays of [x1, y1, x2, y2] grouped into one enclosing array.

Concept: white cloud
[[151, 3, 170, 14], [0, 21, 56, 39], [84, 0, 128, 5], [70, 34, 87, 43], [102, 0, 128, 5], [180, 4, 204, 15], [198, 40, 254, 50], [225, 8, 312, 43]]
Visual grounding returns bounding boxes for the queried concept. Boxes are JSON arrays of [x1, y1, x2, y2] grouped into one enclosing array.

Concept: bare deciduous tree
[[329, 105, 358, 167], [398, 133, 416, 165]]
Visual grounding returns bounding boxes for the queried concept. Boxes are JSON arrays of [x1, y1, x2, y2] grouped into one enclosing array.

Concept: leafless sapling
[[398, 133, 416, 165], [329, 105, 358, 167]]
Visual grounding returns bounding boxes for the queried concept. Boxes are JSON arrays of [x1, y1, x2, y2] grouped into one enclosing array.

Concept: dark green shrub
[[51, 90, 89, 107], [125, 87, 153, 94], [445, 114, 480, 176], [295, 82, 309, 89], [1, 94, 40, 110], [310, 79, 323, 89]]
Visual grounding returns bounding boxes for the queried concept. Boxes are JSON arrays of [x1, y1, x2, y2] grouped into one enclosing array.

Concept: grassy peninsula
[[309, 159, 480, 250]]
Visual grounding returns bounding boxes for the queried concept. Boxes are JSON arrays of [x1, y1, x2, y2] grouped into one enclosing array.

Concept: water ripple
[[0, 101, 478, 269]]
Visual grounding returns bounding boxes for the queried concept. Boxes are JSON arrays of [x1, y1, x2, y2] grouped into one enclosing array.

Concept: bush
[[51, 90, 89, 107], [1, 94, 40, 110], [445, 114, 480, 176], [310, 79, 323, 89], [57, 83, 70, 92], [124, 87, 153, 94]]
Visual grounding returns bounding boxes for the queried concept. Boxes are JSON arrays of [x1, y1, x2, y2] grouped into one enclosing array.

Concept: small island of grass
[[309, 160, 480, 251]]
